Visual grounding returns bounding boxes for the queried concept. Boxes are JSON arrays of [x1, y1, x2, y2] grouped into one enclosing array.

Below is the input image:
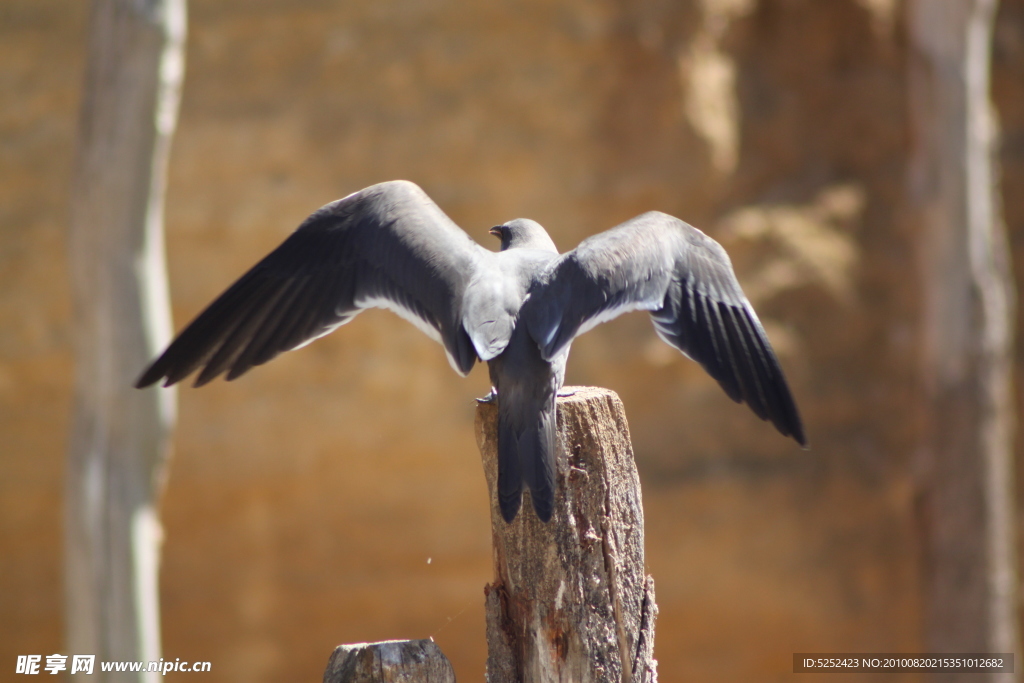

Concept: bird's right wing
[[136, 180, 493, 388], [523, 211, 806, 446]]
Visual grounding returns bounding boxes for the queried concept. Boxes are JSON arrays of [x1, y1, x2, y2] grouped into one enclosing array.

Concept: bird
[[136, 179, 806, 523]]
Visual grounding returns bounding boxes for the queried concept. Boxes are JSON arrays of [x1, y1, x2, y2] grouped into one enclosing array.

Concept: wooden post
[[66, 0, 184, 680], [908, 0, 1019, 675], [322, 640, 455, 683], [475, 386, 658, 683]]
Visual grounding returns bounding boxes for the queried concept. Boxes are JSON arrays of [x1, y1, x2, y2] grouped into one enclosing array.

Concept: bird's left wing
[[136, 180, 492, 388], [523, 211, 806, 446]]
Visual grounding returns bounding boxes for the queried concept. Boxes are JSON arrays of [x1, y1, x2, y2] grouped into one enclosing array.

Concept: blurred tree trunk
[[66, 0, 185, 680], [908, 0, 1019, 676]]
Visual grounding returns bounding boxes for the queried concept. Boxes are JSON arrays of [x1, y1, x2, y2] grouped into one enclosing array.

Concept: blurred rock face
[[4, 0, 1024, 681]]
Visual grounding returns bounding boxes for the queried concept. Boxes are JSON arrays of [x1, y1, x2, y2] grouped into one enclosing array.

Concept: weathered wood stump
[[476, 386, 658, 683], [322, 639, 455, 683]]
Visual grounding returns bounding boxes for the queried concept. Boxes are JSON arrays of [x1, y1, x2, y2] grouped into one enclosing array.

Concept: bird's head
[[489, 219, 558, 253]]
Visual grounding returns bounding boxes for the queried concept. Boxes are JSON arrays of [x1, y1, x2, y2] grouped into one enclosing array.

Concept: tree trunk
[[66, 1, 185, 680], [476, 387, 658, 683], [322, 640, 455, 683], [908, 0, 1019, 677]]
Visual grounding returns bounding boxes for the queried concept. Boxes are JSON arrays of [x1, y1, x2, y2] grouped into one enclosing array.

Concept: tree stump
[[322, 639, 455, 683], [475, 386, 658, 683]]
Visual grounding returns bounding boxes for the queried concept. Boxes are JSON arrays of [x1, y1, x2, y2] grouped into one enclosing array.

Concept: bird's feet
[[476, 389, 498, 404], [557, 387, 577, 398]]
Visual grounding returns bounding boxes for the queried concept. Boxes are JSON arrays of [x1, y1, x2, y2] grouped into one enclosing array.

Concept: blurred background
[[3, 0, 1024, 680]]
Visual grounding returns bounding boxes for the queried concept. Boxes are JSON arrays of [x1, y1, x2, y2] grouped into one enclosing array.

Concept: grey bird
[[136, 180, 806, 522]]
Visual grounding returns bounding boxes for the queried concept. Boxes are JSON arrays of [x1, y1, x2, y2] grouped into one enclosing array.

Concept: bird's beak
[[489, 226, 503, 238]]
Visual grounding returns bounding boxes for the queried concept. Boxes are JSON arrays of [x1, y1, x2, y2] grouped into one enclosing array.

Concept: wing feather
[[523, 210, 806, 446], [226, 275, 315, 377], [136, 180, 493, 388], [195, 278, 292, 386]]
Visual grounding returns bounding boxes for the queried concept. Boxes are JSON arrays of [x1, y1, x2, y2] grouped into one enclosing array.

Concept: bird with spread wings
[[137, 180, 806, 523]]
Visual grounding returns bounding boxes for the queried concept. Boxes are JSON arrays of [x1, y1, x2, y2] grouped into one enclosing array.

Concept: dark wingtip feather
[[134, 364, 164, 389], [651, 284, 807, 448], [736, 307, 807, 448], [223, 275, 313, 381], [695, 291, 742, 403], [780, 416, 808, 449]]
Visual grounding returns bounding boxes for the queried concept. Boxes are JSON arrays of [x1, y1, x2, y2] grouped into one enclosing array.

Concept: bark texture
[[66, 0, 184, 680], [322, 640, 455, 683], [908, 0, 1019, 676], [476, 386, 658, 683]]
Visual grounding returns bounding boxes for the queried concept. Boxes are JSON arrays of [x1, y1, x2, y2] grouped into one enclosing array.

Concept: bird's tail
[[497, 391, 556, 523]]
